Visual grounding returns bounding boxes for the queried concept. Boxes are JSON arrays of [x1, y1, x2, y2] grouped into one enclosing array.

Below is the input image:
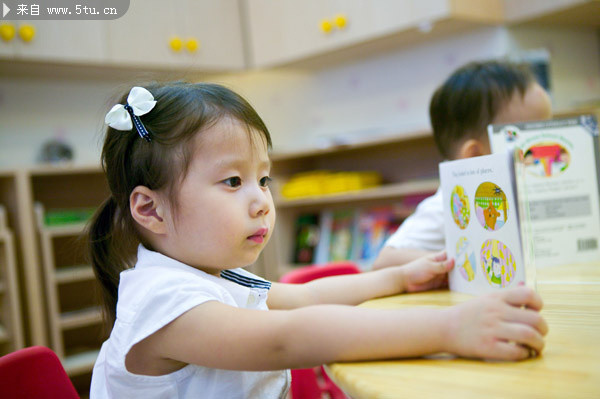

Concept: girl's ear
[[130, 186, 167, 235]]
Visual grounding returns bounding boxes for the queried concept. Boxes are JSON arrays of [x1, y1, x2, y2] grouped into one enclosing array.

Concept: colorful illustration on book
[[450, 185, 470, 230], [501, 125, 519, 143], [480, 239, 517, 288], [456, 237, 476, 282], [523, 142, 570, 177], [475, 182, 508, 231]]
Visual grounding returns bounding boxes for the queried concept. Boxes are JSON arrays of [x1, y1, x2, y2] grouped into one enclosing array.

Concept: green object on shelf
[[44, 208, 96, 226]]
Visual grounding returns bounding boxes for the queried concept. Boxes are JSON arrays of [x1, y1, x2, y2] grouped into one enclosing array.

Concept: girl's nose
[[249, 188, 271, 217]]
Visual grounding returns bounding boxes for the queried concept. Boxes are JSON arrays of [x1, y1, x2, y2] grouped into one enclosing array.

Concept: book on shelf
[[488, 115, 600, 267], [440, 149, 533, 295], [292, 213, 321, 264], [310, 206, 406, 269]]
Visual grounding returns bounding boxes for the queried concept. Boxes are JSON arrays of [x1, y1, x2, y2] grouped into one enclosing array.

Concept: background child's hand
[[444, 286, 548, 360], [399, 251, 454, 293]]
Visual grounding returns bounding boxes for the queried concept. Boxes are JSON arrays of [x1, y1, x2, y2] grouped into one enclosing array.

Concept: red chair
[[280, 261, 361, 399], [0, 346, 79, 399]]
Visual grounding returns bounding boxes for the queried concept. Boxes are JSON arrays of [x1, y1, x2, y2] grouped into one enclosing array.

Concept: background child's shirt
[[90, 245, 290, 399], [384, 188, 445, 251]]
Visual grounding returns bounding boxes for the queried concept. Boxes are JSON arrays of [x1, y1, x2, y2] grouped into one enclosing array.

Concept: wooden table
[[326, 264, 600, 398]]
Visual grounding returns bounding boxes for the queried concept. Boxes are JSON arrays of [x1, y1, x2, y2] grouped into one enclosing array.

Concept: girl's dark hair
[[88, 82, 271, 330], [430, 60, 536, 159]]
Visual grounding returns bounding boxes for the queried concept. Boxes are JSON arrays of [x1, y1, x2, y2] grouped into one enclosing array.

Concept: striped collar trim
[[220, 270, 271, 290]]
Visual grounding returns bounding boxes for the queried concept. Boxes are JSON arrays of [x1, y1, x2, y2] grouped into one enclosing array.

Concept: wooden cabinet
[[0, 20, 107, 63], [245, 0, 504, 68], [503, 0, 599, 26], [259, 131, 443, 281], [106, 0, 245, 70]]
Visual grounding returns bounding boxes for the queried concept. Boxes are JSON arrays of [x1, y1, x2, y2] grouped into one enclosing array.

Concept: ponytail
[[88, 196, 136, 332]]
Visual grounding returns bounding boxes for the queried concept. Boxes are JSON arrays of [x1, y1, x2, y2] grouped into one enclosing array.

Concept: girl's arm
[[137, 286, 547, 373], [371, 246, 434, 270], [267, 251, 453, 310]]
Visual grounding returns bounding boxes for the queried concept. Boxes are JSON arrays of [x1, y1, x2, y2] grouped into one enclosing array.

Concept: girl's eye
[[260, 176, 272, 187], [223, 177, 242, 187]]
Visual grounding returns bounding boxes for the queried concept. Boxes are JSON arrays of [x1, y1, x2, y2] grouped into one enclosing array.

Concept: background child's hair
[[430, 60, 536, 159], [88, 82, 271, 330]]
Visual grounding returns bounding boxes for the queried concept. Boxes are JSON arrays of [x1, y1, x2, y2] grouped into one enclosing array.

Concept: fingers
[[503, 306, 548, 336], [431, 250, 447, 262], [489, 341, 531, 361], [501, 286, 544, 311], [496, 322, 545, 355]]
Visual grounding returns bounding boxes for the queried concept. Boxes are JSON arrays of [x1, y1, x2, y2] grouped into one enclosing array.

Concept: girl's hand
[[444, 286, 548, 360], [398, 251, 454, 293]]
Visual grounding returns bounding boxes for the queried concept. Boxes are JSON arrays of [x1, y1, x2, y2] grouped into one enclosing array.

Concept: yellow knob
[[320, 19, 333, 34], [18, 24, 36, 43], [334, 14, 347, 29], [185, 38, 199, 53], [0, 24, 16, 42], [169, 36, 183, 52]]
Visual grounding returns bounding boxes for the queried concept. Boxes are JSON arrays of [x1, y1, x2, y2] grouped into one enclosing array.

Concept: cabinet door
[[106, 0, 179, 67], [13, 20, 107, 63], [247, 0, 372, 67], [107, 0, 245, 70], [182, 0, 245, 70]]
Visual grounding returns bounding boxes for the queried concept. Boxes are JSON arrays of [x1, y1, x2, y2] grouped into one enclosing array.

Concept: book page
[[440, 153, 526, 295], [489, 115, 600, 267]]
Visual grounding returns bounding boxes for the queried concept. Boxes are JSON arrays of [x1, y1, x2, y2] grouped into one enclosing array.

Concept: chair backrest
[[280, 261, 360, 399], [279, 261, 361, 284], [0, 346, 79, 399]]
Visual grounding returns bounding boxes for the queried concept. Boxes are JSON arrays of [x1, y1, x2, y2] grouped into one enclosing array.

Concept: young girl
[[89, 82, 547, 398]]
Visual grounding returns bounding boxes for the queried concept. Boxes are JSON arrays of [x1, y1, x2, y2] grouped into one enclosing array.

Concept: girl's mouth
[[248, 228, 268, 243]]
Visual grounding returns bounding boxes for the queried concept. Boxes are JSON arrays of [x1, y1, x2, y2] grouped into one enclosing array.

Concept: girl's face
[[161, 118, 275, 275]]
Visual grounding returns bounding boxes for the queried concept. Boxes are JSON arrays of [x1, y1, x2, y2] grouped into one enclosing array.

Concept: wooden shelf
[[63, 349, 101, 377], [60, 307, 102, 330], [0, 281, 5, 294], [55, 265, 95, 284], [275, 179, 439, 208]]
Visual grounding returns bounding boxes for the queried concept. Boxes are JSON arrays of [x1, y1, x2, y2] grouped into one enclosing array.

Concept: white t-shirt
[[384, 187, 445, 251], [90, 245, 290, 399]]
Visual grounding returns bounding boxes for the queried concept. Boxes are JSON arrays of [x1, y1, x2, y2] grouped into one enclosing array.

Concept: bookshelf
[[260, 131, 443, 281], [25, 165, 109, 395], [0, 202, 24, 356]]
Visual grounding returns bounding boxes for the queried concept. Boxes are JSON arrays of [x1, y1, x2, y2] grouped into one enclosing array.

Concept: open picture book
[[440, 149, 533, 295], [488, 115, 600, 268], [440, 115, 600, 295]]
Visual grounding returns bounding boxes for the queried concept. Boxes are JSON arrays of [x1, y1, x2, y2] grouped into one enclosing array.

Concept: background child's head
[[430, 60, 552, 160], [89, 82, 271, 326]]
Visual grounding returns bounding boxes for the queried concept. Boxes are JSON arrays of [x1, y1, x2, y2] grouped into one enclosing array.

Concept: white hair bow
[[105, 87, 157, 140]]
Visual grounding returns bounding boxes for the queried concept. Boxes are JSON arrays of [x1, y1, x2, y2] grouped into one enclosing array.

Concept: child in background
[[372, 60, 552, 270], [89, 82, 547, 398]]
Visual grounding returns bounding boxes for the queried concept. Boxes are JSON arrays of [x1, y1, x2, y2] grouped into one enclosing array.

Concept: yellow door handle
[[334, 14, 347, 29], [0, 23, 16, 42], [169, 36, 183, 52], [186, 38, 199, 53], [18, 24, 36, 42], [320, 19, 333, 34]]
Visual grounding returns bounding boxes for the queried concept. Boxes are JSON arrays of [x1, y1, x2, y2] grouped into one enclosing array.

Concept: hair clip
[[105, 86, 157, 142]]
